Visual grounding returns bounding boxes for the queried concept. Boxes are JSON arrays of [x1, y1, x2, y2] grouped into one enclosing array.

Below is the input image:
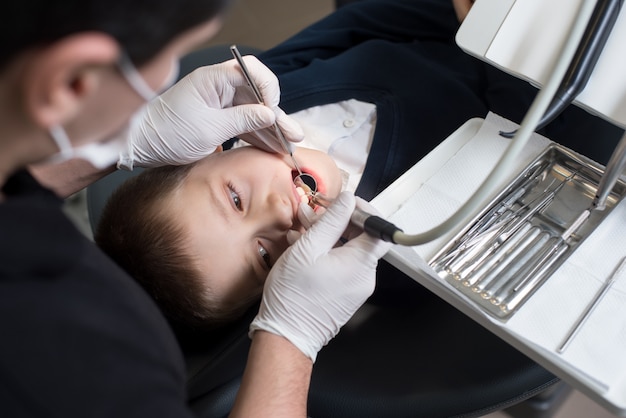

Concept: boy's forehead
[[219, 145, 278, 165]]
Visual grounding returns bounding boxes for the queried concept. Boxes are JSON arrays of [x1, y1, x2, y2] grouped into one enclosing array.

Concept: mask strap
[[49, 125, 73, 157], [160, 59, 180, 92], [116, 51, 158, 102]]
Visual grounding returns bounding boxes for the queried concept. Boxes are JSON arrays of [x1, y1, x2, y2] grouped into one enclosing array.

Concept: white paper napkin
[[508, 199, 626, 390], [387, 112, 551, 260]]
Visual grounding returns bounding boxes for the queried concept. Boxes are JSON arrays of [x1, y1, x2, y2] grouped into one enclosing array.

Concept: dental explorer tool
[[472, 224, 541, 292], [447, 166, 550, 259], [499, 243, 568, 315], [498, 208, 591, 314], [437, 174, 569, 280], [557, 256, 626, 354], [504, 204, 589, 292], [310, 192, 403, 243], [229, 45, 318, 193], [484, 230, 551, 302], [458, 222, 532, 286], [454, 162, 546, 250]]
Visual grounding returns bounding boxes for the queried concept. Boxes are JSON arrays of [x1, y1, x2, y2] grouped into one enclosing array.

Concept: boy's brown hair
[[95, 164, 255, 339]]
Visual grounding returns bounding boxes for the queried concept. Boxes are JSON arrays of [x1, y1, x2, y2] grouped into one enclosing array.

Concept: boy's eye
[[229, 187, 242, 210], [258, 244, 271, 269]]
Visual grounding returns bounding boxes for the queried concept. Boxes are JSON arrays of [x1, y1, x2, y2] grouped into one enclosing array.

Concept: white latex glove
[[249, 192, 394, 362], [118, 55, 304, 169], [287, 196, 376, 243], [285, 203, 321, 244]]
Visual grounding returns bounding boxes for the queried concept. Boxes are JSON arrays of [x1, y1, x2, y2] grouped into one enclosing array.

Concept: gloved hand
[[249, 192, 394, 362], [285, 202, 322, 244], [117, 55, 304, 169], [287, 195, 375, 243]]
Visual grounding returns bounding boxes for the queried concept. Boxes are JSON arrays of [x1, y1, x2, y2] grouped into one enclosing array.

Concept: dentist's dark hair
[[2, 0, 231, 70]]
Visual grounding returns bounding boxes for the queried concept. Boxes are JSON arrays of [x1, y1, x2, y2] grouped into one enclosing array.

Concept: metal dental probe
[[444, 216, 516, 280], [497, 210, 590, 314], [557, 256, 626, 354], [500, 244, 569, 315], [456, 176, 567, 274], [472, 224, 540, 292], [438, 178, 559, 279], [451, 162, 547, 249], [485, 231, 551, 303], [517, 204, 591, 292], [458, 222, 533, 286], [229, 45, 318, 193]]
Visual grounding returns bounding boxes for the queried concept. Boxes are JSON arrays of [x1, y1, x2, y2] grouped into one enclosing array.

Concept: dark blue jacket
[[259, 0, 623, 201]]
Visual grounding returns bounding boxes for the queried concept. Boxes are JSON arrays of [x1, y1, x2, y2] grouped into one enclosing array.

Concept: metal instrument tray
[[430, 144, 626, 319]]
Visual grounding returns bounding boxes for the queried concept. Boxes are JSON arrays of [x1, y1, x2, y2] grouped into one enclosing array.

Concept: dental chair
[[86, 46, 570, 418]]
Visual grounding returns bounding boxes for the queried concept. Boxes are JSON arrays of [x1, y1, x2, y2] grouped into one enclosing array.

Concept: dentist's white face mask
[[45, 52, 179, 169]]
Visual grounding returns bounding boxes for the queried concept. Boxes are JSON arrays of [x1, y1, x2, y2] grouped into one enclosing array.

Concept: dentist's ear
[[212, 145, 224, 154], [21, 32, 119, 129]]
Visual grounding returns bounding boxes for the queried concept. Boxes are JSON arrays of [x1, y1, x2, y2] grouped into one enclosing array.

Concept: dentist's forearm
[[229, 331, 312, 418], [29, 159, 115, 198]]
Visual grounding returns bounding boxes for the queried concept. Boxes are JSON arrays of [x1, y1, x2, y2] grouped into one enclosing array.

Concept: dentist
[[0, 1, 391, 416]]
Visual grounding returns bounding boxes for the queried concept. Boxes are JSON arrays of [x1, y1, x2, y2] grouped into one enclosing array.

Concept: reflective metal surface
[[431, 144, 626, 320]]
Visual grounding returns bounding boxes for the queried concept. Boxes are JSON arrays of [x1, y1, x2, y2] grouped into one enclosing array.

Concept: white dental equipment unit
[[370, 0, 626, 415]]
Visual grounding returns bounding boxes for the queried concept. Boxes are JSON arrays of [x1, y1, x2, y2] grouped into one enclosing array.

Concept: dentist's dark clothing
[[0, 171, 193, 417]]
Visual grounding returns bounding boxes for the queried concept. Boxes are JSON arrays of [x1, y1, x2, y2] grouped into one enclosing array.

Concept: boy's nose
[[262, 192, 294, 231]]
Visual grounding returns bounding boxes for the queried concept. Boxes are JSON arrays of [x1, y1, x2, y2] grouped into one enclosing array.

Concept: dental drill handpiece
[[311, 192, 403, 243], [592, 130, 626, 210]]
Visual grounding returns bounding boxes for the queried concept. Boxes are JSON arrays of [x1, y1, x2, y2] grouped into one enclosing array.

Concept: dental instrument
[[592, 130, 626, 210], [310, 192, 403, 243], [557, 256, 626, 353], [430, 152, 614, 319], [495, 214, 585, 312], [475, 226, 550, 298], [439, 173, 572, 280], [450, 161, 547, 252], [471, 223, 541, 292], [498, 243, 569, 315], [230, 45, 318, 193], [484, 230, 551, 301], [433, 165, 546, 270]]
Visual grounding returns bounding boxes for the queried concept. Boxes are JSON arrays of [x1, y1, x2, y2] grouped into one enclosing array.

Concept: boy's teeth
[[300, 183, 312, 194], [295, 176, 312, 194], [295, 186, 315, 207]]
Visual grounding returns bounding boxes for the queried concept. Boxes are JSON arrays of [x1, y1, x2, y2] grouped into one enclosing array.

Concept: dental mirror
[[294, 173, 318, 194]]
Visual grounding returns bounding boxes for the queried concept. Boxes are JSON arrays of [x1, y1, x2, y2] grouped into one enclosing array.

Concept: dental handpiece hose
[[312, 193, 403, 243]]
